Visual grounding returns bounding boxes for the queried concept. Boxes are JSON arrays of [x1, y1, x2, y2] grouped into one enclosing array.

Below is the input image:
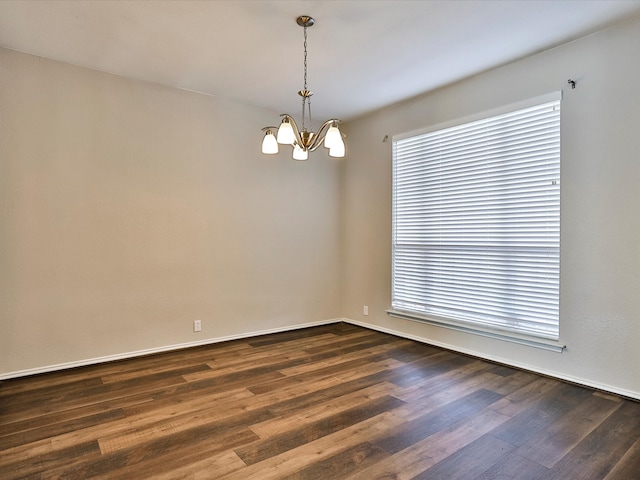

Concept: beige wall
[[342, 16, 640, 399], [0, 48, 342, 376]]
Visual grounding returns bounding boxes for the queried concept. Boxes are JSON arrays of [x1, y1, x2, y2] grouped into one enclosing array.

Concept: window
[[391, 93, 561, 345]]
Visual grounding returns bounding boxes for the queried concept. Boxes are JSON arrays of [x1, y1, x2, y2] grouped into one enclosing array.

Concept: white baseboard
[[5, 317, 638, 402], [343, 317, 640, 401], [0, 318, 342, 381]]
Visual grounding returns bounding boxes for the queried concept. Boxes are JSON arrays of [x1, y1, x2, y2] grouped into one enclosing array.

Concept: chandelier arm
[[307, 119, 342, 151]]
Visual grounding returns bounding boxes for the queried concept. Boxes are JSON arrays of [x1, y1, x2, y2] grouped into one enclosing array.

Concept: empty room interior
[[1, 1, 640, 478]]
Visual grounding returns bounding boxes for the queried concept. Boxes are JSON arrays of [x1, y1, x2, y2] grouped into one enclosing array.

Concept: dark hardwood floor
[[1, 323, 639, 479]]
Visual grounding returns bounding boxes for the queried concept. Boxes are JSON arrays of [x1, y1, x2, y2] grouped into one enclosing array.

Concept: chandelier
[[261, 16, 345, 160]]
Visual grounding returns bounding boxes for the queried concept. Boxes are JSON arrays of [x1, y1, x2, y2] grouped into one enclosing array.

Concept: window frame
[[389, 92, 564, 352]]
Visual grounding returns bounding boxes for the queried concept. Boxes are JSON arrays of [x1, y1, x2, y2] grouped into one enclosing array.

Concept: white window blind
[[392, 95, 560, 341]]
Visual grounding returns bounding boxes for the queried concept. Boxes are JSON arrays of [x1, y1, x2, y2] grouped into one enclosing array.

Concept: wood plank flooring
[[1, 323, 639, 479]]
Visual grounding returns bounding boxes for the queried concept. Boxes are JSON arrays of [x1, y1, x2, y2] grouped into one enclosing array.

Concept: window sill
[[386, 309, 565, 353]]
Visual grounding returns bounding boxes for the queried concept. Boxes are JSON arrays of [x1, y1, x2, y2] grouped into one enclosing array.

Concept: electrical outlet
[[363, 305, 369, 316], [194, 320, 202, 332]]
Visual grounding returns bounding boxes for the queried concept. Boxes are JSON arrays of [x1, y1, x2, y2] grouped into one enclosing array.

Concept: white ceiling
[[1, 0, 640, 121]]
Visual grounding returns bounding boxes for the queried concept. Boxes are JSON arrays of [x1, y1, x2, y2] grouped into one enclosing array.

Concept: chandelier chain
[[301, 24, 312, 131], [303, 25, 308, 90]]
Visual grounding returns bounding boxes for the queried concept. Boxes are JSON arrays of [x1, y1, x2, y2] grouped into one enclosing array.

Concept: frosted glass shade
[[293, 145, 309, 160], [329, 137, 345, 158], [323, 125, 342, 149], [261, 131, 279, 154], [277, 119, 296, 144]]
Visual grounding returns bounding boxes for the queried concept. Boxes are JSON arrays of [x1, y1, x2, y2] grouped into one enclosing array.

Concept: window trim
[[386, 309, 565, 352], [394, 91, 562, 143]]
